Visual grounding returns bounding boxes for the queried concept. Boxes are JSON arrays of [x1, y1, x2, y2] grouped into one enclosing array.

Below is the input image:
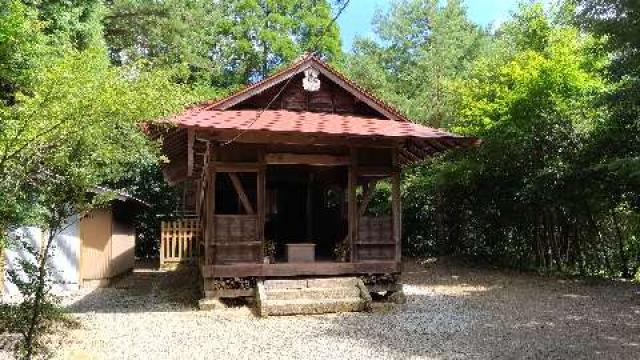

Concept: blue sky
[[337, 0, 522, 51]]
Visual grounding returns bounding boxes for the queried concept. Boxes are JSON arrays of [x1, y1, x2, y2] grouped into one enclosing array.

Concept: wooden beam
[[202, 261, 401, 278], [162, 163, 188, 185], [211, 162, 263, 172], [407, 142, 432, 158], [228, 173, 255, 215], [265, 153, 350, 166], [357, 166, 394, 177], [399, 148, 421, 163], [200, 129, 403, 148]]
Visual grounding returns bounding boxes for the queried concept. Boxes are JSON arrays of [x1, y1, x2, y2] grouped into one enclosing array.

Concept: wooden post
[[306, 173, 314, 241], [348, 148, 358, 262], [208, 144, 217, 265], [391, 149, 402, 265], [160, 222, 165, 266], [257, 149, 266, 261], [208, 170, 216, 265], [187, 129, 195, 177]]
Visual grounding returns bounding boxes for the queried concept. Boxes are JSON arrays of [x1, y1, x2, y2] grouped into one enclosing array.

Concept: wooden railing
[[160, 218, 201, 265]]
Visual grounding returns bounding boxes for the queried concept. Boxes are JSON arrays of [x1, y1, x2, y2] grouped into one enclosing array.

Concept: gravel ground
[[5, 258, 640, 359]]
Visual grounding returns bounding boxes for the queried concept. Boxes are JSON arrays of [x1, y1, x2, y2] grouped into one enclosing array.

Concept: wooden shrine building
[[159, 54, 475, 304]]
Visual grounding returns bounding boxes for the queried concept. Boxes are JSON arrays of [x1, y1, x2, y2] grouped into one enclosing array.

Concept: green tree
[[104, 0, 221, 85], [102, 0, 343, 87], [212, 0, 343, 85], [404, 3, 639, 276], [0, 0, 45, 103], [345, 0, 487, 127], [577, 0, 640, 203], [23, 0, 105, 49]]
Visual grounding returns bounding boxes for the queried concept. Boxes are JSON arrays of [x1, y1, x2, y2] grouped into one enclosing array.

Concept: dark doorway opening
[[265, 165, 347, 262]]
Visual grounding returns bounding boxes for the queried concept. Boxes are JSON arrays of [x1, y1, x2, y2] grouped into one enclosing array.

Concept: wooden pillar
[[205, 170, 216, 265], [391, 149, 402, 265], [257, 150, 266, 261], [187, 129, 195, 177], [305, 173, 314, 241], [205, 144, 217, 266], [348, 148, 358, 262]]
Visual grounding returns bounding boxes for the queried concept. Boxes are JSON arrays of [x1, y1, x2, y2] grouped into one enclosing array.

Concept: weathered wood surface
[[356, 216, 395, 261], [210, 215, 260, 264], [160, 219, 200, 265], [265, 153, 350, 166], [392, 170, 402, 264], [348, 148, 358, 261], [201, 261, 401, 278]]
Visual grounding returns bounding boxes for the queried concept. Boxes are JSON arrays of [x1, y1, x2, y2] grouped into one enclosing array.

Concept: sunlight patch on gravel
[[51, 282, 478, 360]]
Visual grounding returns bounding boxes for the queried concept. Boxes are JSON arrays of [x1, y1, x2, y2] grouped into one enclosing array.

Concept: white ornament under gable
[[302, 67, 321, 92]]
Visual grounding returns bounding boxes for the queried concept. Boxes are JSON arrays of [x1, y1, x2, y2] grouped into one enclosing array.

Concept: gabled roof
[[201, 53, 409, 122], [164, 53, 478, 171]]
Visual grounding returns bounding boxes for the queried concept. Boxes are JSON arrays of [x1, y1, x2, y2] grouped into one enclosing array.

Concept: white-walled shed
[[2, 195, 144, 299]]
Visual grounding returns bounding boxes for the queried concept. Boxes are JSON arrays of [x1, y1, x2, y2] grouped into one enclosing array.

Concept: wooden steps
[[256, 277, 372, 316]]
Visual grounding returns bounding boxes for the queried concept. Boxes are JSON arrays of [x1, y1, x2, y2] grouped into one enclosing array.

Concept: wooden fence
[[160, 219, 201, 265]]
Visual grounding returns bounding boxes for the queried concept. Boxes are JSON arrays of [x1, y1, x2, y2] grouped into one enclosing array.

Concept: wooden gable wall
[[230, 73, 388, 119]]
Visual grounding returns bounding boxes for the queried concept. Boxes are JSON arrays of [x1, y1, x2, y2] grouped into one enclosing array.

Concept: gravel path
[[35, 260, 640, 359]]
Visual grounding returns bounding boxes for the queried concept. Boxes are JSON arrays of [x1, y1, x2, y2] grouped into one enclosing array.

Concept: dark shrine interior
[[214, 165, 349, 262]]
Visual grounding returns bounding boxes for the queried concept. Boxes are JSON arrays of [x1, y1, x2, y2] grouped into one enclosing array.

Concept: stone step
[[261, 298, 366, 316], [265, 287, 361, 301], [264, 277, 359, 290]]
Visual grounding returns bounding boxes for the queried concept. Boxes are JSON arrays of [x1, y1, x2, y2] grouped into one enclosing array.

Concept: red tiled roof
[[172, 109, 464, 140]]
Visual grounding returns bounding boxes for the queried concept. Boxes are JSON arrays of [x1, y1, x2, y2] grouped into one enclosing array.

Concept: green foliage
[[0, 0, 46, 103], [211, 0, 342, 84], [577, 0, 640, 207], [104, 0, 222, 85], [0, 1, 198, 355], [103, 0, 343, 86], [0, 46, 192, 227], [3, 235, 66, 357], [107, 162, 183, 258], [348, 0, 640, 277], [344, 0, 487, 127], [24, 0, 105, 49]]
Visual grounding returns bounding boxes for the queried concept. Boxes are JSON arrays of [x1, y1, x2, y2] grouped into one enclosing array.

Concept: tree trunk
[[611, 211, 631, 278], [24, 226, 57, 359]]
